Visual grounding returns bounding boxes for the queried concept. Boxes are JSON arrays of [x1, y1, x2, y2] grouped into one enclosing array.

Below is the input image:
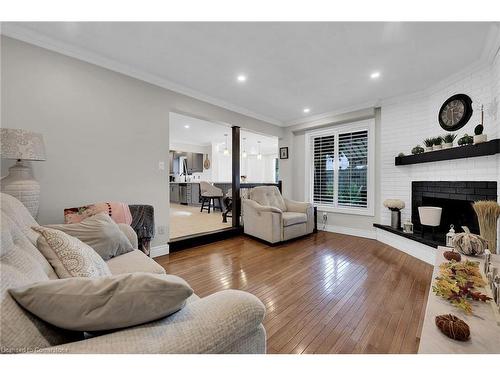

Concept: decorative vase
[[433, 144, 442, 151], [391, 209, 401, 230], [425, 146, 433, 152], [418, 206, 442, 227], [0, 161, 40, 218], [443, 143, 453, 149]]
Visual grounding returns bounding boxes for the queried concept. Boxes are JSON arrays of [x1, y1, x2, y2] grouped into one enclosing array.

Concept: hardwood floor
[[156, 231, 433, 354], [169, 203, 230, 239]]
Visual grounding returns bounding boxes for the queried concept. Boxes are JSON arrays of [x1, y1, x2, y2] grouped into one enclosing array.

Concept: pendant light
[[257, 140, 262, 160], [242, 137, 247, 158], [223, 133, 229, 156]]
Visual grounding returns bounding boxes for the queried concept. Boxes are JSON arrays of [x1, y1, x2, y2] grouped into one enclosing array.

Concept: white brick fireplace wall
[[379, 51, 500, 254]]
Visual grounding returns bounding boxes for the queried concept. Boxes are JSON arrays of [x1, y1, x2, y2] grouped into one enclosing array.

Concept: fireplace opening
[[420, 196, 479, 242], [412, 181, 497, 246]]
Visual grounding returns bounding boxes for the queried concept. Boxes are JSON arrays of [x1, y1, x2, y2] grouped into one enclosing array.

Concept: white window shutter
[[312, 134, 335, 206], [337, 130, 368, 208]]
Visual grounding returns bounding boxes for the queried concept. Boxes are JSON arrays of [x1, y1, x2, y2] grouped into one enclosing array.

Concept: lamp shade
[[1, 128, 46, 161]]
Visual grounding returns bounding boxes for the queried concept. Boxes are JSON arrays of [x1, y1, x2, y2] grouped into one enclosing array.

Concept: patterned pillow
[[32, 226, 111, 278], [64, 202, 132, 225]]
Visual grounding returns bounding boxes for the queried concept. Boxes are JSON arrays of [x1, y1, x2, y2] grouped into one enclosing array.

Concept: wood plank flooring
[[155, 231, 433, 354]]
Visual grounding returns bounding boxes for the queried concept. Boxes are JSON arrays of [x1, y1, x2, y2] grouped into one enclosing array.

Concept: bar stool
[[199, 181, 223, 214]]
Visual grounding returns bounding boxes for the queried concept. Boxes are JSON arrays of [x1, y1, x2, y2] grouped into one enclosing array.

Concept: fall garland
[[432, 260, 491, 314]]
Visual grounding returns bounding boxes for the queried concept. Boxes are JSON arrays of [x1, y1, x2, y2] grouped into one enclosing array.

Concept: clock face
[[440, 99, 465, 127], [438, 94, 473, 131]]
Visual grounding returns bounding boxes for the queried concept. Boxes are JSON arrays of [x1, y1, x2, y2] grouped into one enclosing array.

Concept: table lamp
[[1, 128, 46, 218]]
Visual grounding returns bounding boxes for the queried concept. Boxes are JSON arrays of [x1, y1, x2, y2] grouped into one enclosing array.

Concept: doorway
[[168, 111, 280, 250]]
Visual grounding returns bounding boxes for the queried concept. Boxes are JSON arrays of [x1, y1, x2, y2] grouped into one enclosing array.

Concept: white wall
[[209, 141, 277, 183], [279, 52, 500, 239], [1, 36, 283, 247], [379, 57, 499, 227], [241, 154, 277, 183]]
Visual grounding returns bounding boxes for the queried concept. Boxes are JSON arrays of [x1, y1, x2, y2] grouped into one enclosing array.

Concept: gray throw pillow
[[9, 273, 193, 331], [46, 213, 134, 260]]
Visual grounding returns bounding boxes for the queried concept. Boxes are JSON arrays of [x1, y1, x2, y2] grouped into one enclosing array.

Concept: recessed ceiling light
[[303, 108, 310, 114], [370, 71, 381, 79], [184, 125, 190, 129], [237, 74, 247, 82]]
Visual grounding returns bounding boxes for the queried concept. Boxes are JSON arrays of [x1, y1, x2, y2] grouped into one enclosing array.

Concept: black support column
[[231, 126, 241, 227]]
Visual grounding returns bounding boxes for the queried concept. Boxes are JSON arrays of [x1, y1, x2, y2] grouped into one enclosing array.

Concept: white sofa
[[242, 186, 315, 244], [0, 193, 266, 354]]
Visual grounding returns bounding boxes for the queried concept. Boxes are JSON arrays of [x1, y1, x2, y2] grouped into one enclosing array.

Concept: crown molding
[[2, 23, 499, 130], [284, 101, 378, 129], [0, 23, 284, 127], [380, 59, 492, 107]]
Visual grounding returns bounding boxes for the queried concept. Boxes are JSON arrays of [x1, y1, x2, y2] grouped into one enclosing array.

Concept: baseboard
[[375, 228, 435, 265], [321, 224, 377, 239], [151, 244, 170, 258]]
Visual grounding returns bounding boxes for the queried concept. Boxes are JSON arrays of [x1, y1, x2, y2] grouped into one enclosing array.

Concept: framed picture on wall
[[279, 147, 289, 159]]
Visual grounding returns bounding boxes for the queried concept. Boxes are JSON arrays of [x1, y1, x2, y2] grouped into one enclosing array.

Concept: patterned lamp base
[[1, 161, 40, 219]]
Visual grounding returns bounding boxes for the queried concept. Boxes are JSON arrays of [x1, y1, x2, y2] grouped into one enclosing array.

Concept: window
[[307, 120, 374, 216], [313, 135, 335, 205], [337, 130, 368, 208]]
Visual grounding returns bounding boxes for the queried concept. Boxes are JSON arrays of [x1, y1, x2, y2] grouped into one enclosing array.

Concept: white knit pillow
[[32, 226, 111, 278]]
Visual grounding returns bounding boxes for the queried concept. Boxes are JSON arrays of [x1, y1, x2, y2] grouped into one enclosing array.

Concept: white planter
[[432, 144, 442, 151], [425, 146, 433, 152], [418, 206, 442, 227], [442, 143, 453, 149], [473, 134, 487, 144]]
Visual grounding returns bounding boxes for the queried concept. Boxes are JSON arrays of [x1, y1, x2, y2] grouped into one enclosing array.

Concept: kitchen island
[[169, 181, 230, 206], [169, 181, 282, 206]]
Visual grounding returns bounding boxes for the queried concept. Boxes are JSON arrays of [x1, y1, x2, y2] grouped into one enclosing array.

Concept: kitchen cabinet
[[179, 184, 188, 204], [169, 184, 180, 203], [189, 183, 200, 205], [169, 183, 201, 206], [186, 153, 204, 173], [169, 151, 175, 174], [169, 151, 203, 174]]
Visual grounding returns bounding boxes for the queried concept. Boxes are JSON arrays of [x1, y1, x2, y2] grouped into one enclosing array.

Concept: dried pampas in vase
[[473, 200, 500, 254]]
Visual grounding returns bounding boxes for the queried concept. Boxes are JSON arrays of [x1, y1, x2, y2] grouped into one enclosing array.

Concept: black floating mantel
[[395, 139, 500, 166]]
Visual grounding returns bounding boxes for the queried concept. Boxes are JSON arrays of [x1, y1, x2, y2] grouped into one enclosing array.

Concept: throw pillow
[[45, 213, 134, 261], [33, 226, 111, 278], [9, 273, 193, 331], [64, 202, 132, 225]]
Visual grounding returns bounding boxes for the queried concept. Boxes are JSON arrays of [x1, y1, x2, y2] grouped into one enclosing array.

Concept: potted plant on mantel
[[443, 133, 457, 149], [458, 133, 473, 146], [424, 138, 434, 152], [411, 145, 424, 155], [432, 136, 444, 151], [474, 124, 487, 144]]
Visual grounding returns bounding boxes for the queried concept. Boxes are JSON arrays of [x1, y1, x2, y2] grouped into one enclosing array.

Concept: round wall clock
[[438, 94, 473, 131]]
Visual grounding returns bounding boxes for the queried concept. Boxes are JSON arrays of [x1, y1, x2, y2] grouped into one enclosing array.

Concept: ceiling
[[169, 112, 278, 155], [4, 22, 498, 126]]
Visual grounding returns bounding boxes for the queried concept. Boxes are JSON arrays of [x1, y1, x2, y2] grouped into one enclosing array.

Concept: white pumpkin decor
[[452, 227, 488, 256]]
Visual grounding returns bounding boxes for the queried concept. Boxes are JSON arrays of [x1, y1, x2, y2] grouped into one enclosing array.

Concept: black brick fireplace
[[411, 181, 497, 244]]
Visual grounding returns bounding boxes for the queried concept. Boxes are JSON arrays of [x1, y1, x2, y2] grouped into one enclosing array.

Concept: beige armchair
[[242, 186, 315, 243]]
